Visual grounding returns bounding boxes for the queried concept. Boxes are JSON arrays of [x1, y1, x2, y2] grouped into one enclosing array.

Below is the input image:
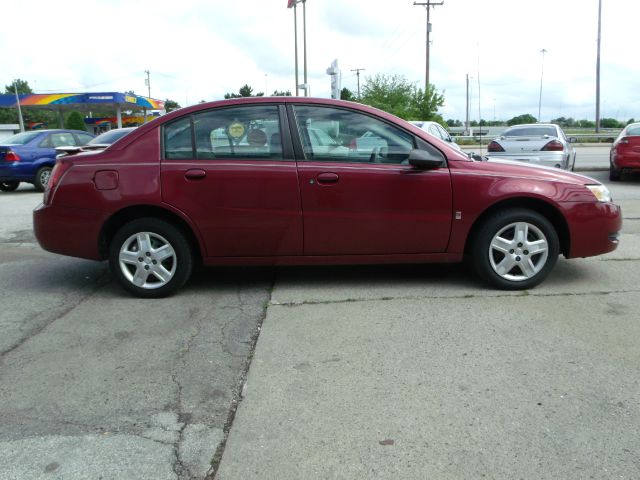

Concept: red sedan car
[[610, 122, 640, 181], [34, 98, 621, 297]]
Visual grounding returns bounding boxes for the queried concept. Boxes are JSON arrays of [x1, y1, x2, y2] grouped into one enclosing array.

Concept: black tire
[[0, 181, 19, 192], [34, 166, 53, 192], [609, 165, 621, 182], [108, 218, 193, 298], [471, 208, 559, 290]]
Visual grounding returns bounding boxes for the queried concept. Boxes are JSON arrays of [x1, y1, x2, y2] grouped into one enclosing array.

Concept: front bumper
[[561, 201, 622, 258]]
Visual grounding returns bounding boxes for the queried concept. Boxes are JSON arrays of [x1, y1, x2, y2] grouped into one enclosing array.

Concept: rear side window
[[75, 133, 94, 145], [163, 105, 282, 160], [49, 132, 78, 147], [626, 126, 640, 136]]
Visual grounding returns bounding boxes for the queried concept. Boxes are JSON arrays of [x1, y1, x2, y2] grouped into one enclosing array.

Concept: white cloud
[[1, 0, 638, 121]]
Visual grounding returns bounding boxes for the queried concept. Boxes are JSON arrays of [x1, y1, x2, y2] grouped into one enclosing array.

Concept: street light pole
[[302, 0, 308, 96], [538, 48, 547, 122], [595, 0, 602, 132], [13, 80, 25, 132], [351, 68, 365, 99]]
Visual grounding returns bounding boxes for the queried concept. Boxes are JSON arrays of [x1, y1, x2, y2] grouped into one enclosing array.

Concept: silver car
[[486, 123, 576, 170], [409, 121, 462, 152]]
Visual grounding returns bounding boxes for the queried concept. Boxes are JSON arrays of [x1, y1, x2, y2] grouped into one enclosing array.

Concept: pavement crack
[[205, 274, 276, 479], [0, 271, 110, 363]]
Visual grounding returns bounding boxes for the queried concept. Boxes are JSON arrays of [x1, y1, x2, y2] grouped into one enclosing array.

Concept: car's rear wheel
[[472, 209, 559, 290], [0, 181, 19, 192], [34, 166, 52, 192], [109, 218, 193, 298], [609, 164, 621, 182]]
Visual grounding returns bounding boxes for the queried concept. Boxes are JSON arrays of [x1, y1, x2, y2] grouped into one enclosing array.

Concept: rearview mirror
[[408, 148, 444, 169]]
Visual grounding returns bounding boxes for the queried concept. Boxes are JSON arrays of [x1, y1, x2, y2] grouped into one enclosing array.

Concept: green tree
[[164, 99, 181, 112], [410, 84, 445, 122], [626, 118, 636, 125], [340, 87, 355, 101], [65, 111, 86, 131], [446, 119, 463, 127], [4, 79, 33, 95], [577, 119, 595, 128], [359, 74, 445, 121], [507, 114, 537, 126], [224, 84, 264, 99], [600, 118, 621, 128]]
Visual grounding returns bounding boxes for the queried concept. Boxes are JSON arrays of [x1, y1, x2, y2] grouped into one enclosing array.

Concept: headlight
[[586, 184, 612, 203]]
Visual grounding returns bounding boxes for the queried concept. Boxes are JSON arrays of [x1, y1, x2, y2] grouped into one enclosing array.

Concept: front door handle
[[316, 172, 339, 184], [185, 169, 206, 180]]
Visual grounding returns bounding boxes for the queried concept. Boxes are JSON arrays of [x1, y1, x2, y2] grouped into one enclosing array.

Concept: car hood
[[477, 158, 600, 185]]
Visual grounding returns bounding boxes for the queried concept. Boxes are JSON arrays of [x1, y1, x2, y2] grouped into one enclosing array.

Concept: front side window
[[163, 105, 282, 160], [293, 106, 414, 164]]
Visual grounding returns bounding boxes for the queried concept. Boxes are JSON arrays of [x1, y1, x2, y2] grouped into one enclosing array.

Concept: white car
[[410, 121, 462, 152]]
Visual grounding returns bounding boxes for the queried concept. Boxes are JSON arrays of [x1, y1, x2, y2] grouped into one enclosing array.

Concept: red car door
[[160, 104, 302, 257], [291, 105, 453, 256]]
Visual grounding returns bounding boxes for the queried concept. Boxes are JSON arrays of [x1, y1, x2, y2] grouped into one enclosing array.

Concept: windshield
[[2, 131, 41, 145], [503, 126, 557, 137], [88, 128, 133, 145]]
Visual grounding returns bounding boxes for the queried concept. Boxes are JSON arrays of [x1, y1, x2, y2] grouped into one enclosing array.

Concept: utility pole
[[595, 0, 602, 133], [538, 49, 547, 122], [351, 68, 365, 99], [413, 0, 443, 91], [465, 74, 470, 136], [302, 0, 308, 96], [13, 80, 24, 132]]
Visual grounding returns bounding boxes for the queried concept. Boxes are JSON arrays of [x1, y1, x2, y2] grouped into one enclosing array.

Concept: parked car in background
[[34, 97, 620, 298], [0, 129, 94, 191], [56, 127, 136, 158], [410, 121, 462, 151], [609, 122, 640, 181], [486, 124, 576, 170]]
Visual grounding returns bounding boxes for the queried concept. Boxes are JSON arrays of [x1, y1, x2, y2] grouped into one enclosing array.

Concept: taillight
[[541, 140, 564, 151], [487, 141, 504, 152], [5, 150, 20, 162], [618, 137, 629, 145], [43, 160, 72, 205]]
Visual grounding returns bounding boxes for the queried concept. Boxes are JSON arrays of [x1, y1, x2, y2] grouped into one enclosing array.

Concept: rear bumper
[[486, 151, 569, 169], [0, 162, 38, 182], [561, 201, 622, 258], [33, 203, 103, 260], [612, 152, 640, 171]]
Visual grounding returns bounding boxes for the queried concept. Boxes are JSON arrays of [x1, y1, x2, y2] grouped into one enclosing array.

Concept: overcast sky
[[1, 0, 636, 122]]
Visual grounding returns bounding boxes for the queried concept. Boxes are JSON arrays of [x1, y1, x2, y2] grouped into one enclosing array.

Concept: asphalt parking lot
[[1, 158, 639, 479]]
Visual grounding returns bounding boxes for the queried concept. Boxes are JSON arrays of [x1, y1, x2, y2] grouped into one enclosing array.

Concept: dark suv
[[0, 129, 94, 191]]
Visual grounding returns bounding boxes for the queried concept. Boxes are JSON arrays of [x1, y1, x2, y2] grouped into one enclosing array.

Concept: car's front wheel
[[0, 181, 19, 192], [109, 218, 194, 298], [471, 209, 559, 290], [34, 166, 52, 192]]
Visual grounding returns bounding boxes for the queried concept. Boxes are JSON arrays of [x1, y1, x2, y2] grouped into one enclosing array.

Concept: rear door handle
[[185, 169, 206, 180], [316, 172, 339, 184]]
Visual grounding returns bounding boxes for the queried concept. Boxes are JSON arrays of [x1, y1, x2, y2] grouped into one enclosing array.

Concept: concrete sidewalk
[[214, 230, 640, 479]]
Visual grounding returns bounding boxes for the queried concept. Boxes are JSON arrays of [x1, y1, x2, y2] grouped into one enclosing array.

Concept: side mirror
[[408, 148, 444, 169]]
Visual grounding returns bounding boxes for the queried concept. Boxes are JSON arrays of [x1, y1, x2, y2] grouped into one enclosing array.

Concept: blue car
[[0, 129, 94, 192]]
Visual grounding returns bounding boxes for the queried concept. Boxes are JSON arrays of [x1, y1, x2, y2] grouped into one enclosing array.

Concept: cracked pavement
[[0, 185, 272, 479]]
